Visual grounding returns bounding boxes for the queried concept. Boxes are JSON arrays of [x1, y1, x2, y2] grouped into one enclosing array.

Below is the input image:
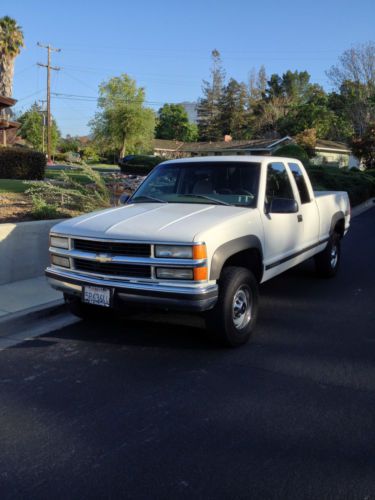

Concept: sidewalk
[[0, 197, 374, 336], [0, 276, 64, 335]]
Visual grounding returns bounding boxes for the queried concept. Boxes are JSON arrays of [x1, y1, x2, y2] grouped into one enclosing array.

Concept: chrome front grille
[[74, 258, 151, 278], [73, 238, 151, 257]]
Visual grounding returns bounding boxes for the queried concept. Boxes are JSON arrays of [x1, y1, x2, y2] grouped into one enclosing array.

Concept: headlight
[[155, 245, 193, 259], [51, 255, 70, 268], [156, 268, 193, 280], [50, 235, 69, 249], [154, 244, 207, 259]]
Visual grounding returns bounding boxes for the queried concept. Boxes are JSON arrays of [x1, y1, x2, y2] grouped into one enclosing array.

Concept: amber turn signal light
[[194, 267, 208, 281], [193, 244, 207, 260]]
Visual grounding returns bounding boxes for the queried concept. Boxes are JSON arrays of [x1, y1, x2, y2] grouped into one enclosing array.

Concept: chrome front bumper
[[46, 267, 218, 312]]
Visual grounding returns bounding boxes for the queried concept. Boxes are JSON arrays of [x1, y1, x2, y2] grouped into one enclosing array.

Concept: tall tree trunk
[[120, 136, 126, 158], [0, 56, 15, 97]]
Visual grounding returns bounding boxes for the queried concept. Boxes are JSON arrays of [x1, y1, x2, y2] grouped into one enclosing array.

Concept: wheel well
[[334, 218, 345, 238], [222, 248, 263, 282]]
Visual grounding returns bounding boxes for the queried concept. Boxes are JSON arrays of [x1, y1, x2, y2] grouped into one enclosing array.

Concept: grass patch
[[89, 163, 119, 170], [45, 170, 93, 184], [0, 179, 28, 193]]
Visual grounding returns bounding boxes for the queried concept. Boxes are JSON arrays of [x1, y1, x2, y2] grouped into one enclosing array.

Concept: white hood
[[52, 203, 252, 243]]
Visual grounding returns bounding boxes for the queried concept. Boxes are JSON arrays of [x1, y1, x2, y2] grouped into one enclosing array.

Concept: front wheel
[[314, 232, 341, 278], [205, 267, 259, 347]]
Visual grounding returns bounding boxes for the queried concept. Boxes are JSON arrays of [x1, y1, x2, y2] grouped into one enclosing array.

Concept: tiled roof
[[154, 139, 184, 151]]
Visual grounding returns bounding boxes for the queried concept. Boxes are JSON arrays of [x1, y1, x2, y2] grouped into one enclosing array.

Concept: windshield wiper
[[182, 194, 230, 206], [130, 195, 167, 203]]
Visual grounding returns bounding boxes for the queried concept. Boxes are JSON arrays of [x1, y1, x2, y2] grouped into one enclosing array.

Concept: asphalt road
[[1, 208, 374, 499]]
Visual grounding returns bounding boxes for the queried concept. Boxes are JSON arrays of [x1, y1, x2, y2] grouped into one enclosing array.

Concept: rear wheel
[[315, 232, 341, 278], [205, 266, 259, 347]]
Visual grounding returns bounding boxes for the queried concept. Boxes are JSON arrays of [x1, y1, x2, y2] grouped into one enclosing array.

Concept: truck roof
[[159, 155, 300, 165]]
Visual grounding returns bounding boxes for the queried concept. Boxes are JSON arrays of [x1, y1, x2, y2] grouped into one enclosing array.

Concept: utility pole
[[37, 43, 61, 163], [38, 100, 47, 153]]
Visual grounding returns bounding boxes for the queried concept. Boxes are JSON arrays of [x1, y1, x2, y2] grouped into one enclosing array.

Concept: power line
[[51, 92, 165, 107]]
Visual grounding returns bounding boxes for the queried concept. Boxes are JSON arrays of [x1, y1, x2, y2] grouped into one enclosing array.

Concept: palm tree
[[0, 16, 24, 97]]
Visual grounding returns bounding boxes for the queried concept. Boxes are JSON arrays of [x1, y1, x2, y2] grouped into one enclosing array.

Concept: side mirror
[[119, 193, 130, 205], [268, 198, 298, 214]]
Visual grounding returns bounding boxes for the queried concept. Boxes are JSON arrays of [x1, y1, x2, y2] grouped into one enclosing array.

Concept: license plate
[[83, 286, 111, 307]]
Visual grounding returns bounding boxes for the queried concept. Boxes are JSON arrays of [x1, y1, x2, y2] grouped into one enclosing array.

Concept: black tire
[[205, 266, 259, 347], [64, 293, 111, 321], [314, 232, 341, 278]]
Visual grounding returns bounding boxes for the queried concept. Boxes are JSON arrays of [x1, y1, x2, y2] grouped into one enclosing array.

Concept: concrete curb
[[351, 197, 375, 218], [0, 299, 65, 337]]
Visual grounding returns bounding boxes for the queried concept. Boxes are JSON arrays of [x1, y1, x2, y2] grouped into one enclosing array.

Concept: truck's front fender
[[210, 236, 263, 281]]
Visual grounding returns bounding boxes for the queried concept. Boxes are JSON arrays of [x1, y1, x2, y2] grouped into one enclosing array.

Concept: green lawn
[[0, 179, 28, 193], [89, 163, 119, 170]]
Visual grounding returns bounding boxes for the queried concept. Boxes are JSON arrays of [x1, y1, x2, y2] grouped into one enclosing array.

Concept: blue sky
[[6, 0, 375, 136]]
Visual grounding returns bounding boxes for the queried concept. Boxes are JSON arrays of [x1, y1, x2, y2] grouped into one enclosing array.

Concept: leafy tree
[[351, 122, 375, 169], [251, 71, 312, 136], [197, 49, 225, 141], [276, 92, 335, 138], [219, 78, 250, 139], [0, 16, 24, 97], [156, 103, 197, 141], [59, 135, 81, 153], [89, 74, 155, 157], [295, 128, 317, 157], [248, 66, 267, 103], [327, 43, 375, 136], [273, 144, 309, 166], [328, 80, 373, 137], [18, 102, 60, 153]]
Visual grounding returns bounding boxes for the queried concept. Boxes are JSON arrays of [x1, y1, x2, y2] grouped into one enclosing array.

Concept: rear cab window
[[288, 162, 311, 204]]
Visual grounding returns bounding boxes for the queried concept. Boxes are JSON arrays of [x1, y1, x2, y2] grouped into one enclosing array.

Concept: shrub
[[25, 163, 111, 218], [273, 144, 309, 167], [54, 152, 68, 162], [118, 155, 163, 175], [0, 147, 46, 180], [307, 166, 375, 206]]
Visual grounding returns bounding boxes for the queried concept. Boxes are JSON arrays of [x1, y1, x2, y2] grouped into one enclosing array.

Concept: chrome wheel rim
[[232, 286, 252, 330], [330, 244, 338, 268]]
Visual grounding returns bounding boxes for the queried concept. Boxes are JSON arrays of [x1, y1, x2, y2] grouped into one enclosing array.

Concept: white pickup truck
[[46, 156, 350, 346]]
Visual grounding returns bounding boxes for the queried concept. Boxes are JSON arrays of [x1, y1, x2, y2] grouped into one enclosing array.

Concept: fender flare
[[330, 211, 345, 236], [210, 236, 263, 281]]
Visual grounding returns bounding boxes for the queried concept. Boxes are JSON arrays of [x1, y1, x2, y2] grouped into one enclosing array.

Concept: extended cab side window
[[288, 162, 311, 204], [265, 162, 295, 204]]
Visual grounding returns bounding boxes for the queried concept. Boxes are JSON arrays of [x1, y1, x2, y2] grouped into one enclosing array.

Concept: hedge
[[307, 166, 375, 207], [0, 147, 46, 180], [118, 155, 163, 176]]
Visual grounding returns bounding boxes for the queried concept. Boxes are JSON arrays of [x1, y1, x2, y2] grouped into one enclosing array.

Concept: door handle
[[297, 214, 303, 222]]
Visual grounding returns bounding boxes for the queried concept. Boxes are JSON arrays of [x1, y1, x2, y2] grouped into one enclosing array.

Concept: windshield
[[131, 161, 261, 207]]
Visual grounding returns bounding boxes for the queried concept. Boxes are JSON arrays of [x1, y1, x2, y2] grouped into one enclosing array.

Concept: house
[[310, 139, 360, 168], [154, 136, 360, 168], [0, 95, 20, 146], [154, 136, 294, 159]]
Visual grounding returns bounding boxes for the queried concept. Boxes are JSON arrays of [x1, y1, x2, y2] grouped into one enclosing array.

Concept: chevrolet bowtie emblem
[[95, 254, 113, 263]]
